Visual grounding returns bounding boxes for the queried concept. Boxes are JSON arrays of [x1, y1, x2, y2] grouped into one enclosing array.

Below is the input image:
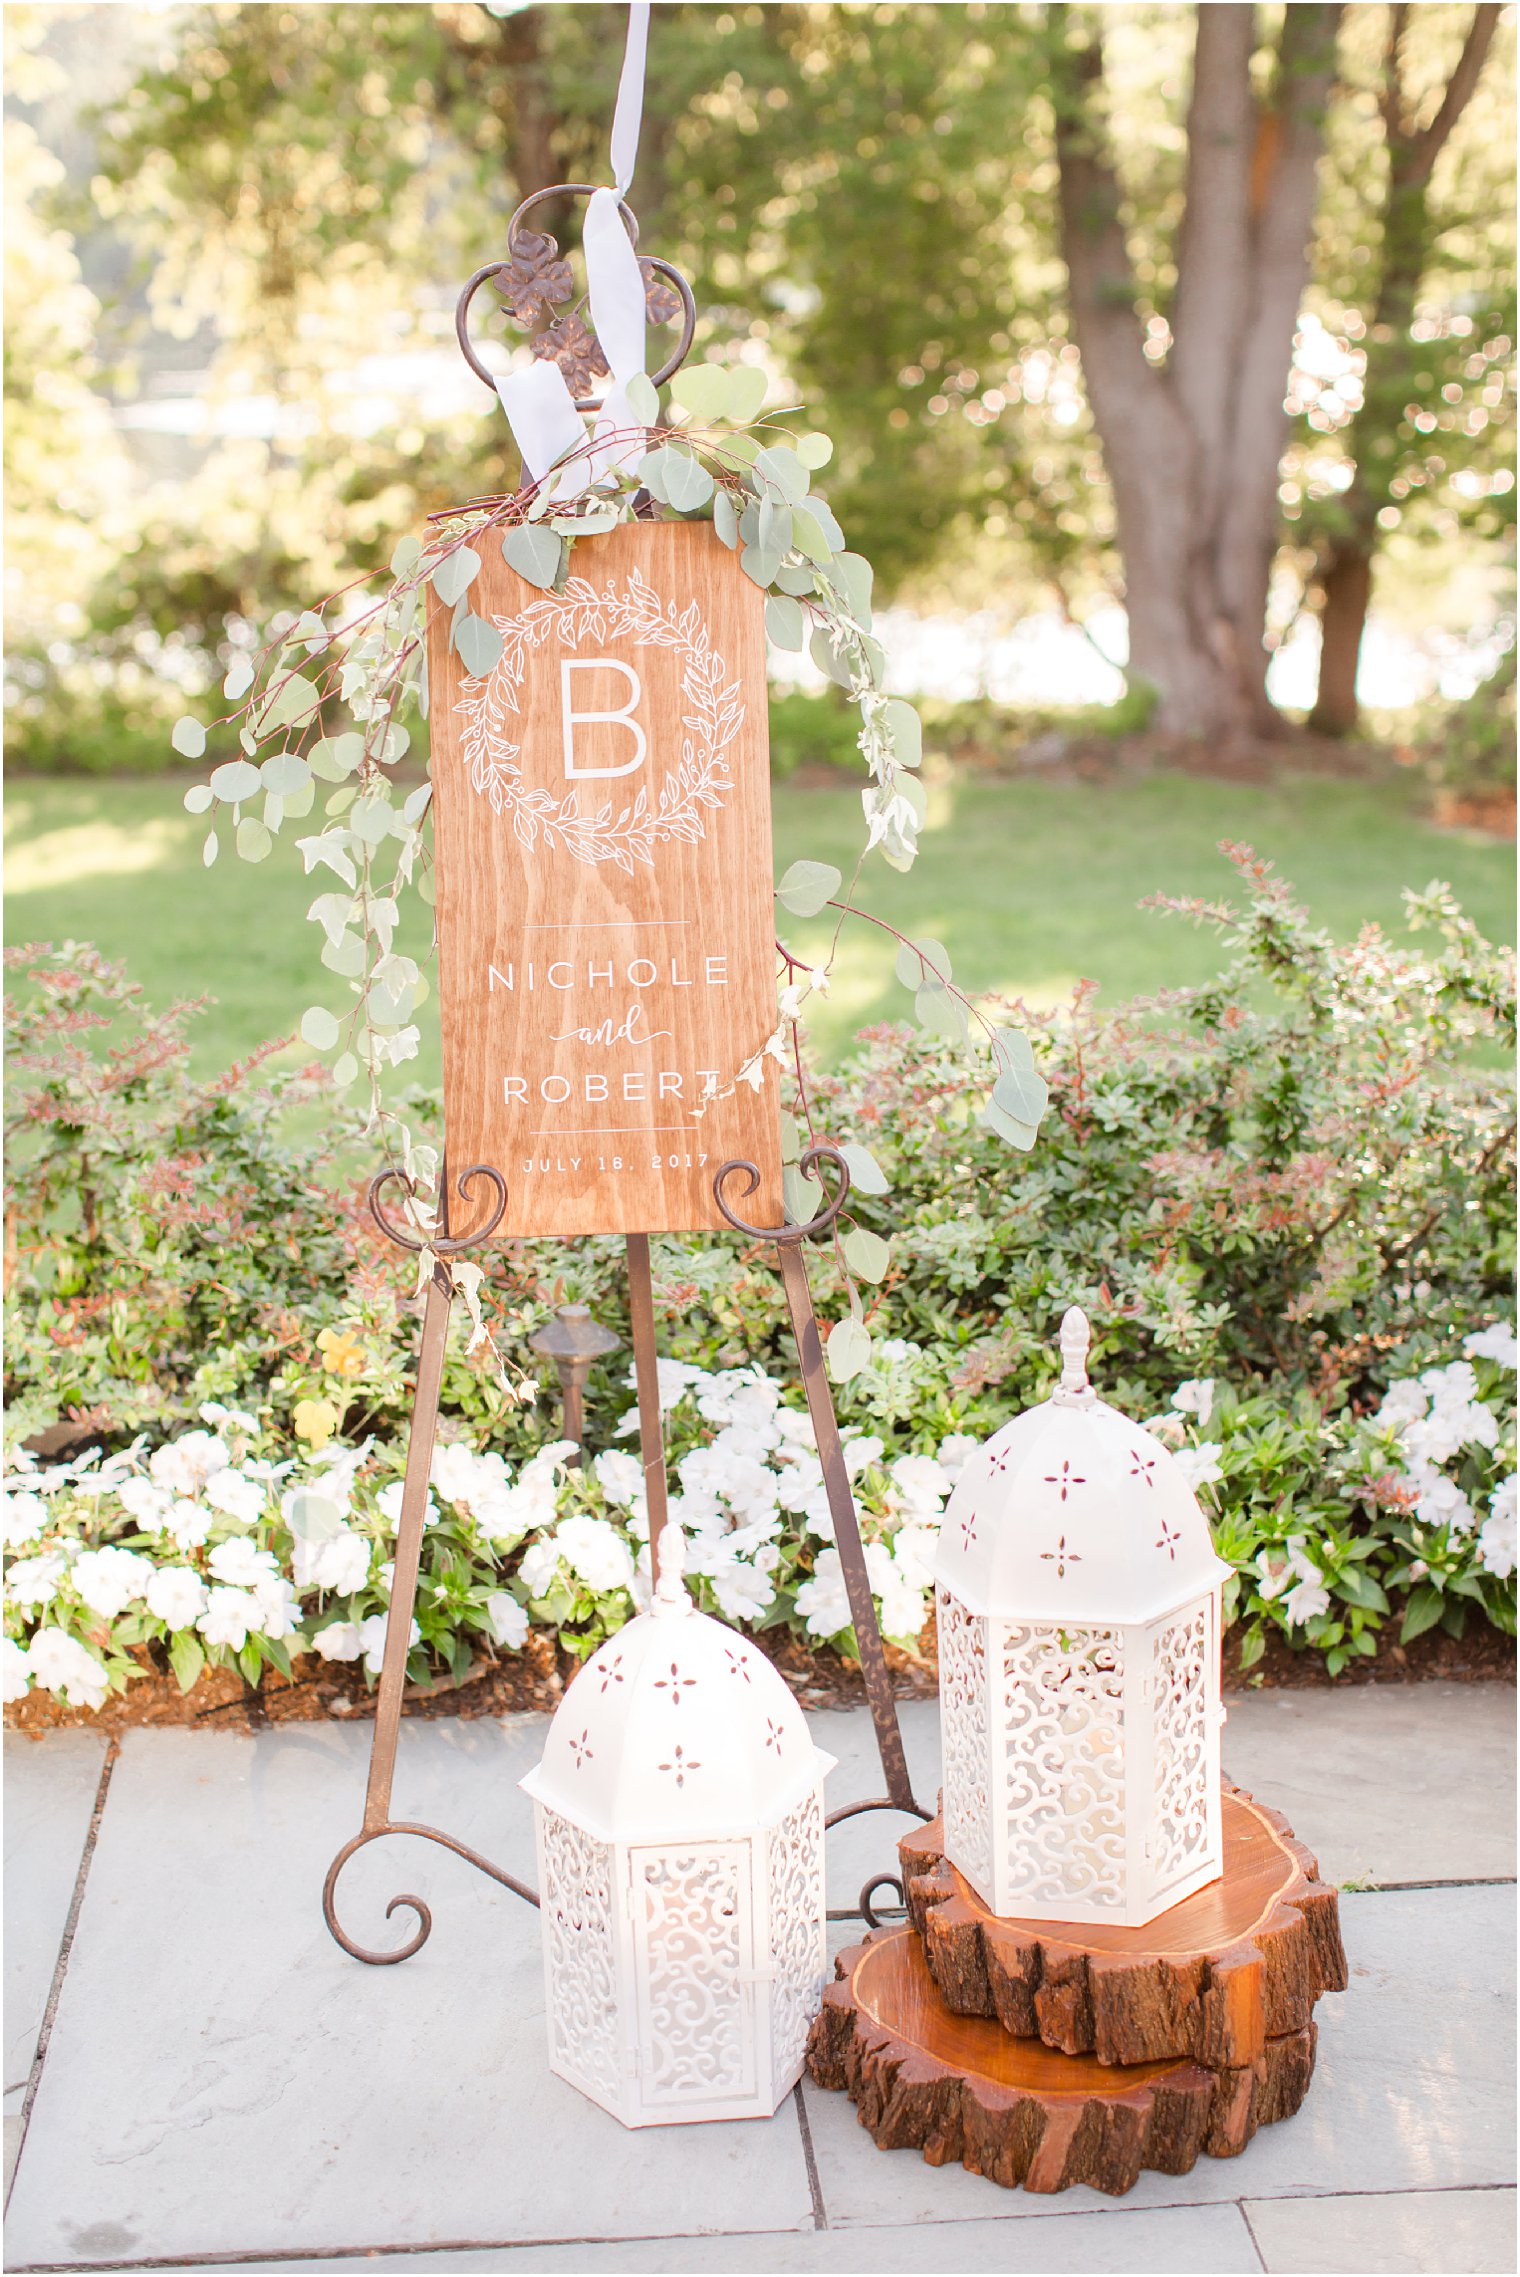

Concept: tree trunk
[[1308, 4, 1502, 735], [1050, 6, 1341, 744]]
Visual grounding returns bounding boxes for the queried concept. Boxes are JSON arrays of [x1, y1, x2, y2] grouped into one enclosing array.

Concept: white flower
[[311, 1620, 364, 1662], [208, 1539, 281, 1590], [1281, 1575, 1330, 1626], [1409, 1466, 1476, 1536], [116, 1476, 171, 1530], [890, 1520, 940, 1590], [166, 1500, 215, 1551], [695, 1369, 783, 1434], [3, 1636, 33, 1702], [2, 1490, 47, 1549], [794, 1549, 853, 1640], [842, 1433, 884, 1478], [376, 1481, 438, 1529], [517, 1537, 564, 1597], [708, 1554, 775, 1623], [307, 1439, 372, 1516], [293, 1526, 372, 1595], [1478, 1478, 1517, 1577], [887, 1454, 950, 1517], [252, 1574, 301, 1640], [359, 1610, 417, 1674], [1374, 1379, 1429, 1434], [199, 1400, 262, 1435], [593, 1450, 645, 1509], [72, 1546, 154, 1618], [1465, 1322, 1519, 1370], [773, 1407, 817, 1455], [556, 1514, 637, 1595], [28, 1627, 108, 1709], [618, 1358, 707, 1422], [5, 1552, 67, 1611], [149, 1431, 230, 1499], [204, 1467, 266, 1526], [146, 1567, 210, 1629], [1171, 1379, 1215, 1428], [431, 1442, 512, 1507], [197, 1586, 261, 1651], [484, 1591, 529, 1649], [1171, 1442, 1224, 1491]]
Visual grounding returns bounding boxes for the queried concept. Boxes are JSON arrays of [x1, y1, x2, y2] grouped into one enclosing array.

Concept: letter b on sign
[[561, 658, 646, 779]]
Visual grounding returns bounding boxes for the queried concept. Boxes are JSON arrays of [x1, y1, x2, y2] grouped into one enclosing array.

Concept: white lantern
[[934, 1307, 1230, 1930], [520, 1530, 835, 2128]]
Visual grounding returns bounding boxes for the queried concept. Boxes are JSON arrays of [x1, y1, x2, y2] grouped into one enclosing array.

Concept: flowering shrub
[[5, 848, 1515, 1708]]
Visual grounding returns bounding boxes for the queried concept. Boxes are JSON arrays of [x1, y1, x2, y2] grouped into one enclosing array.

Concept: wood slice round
[[805, 1927, 1318, 2197], [898, 1782, 1346, 2069]]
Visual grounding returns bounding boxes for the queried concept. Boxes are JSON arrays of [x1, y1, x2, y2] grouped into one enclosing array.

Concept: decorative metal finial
[[653, 1521, 690, 1616], [1056, 1306, 1093, 1402]]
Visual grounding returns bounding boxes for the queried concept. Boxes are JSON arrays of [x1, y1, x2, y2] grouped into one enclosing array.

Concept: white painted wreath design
[[455, 568, 744, 873]]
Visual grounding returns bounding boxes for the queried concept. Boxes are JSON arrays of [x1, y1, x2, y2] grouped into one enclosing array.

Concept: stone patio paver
[[1245, 2187, 1517, 2274], [3, 1691, 1514, 2272]]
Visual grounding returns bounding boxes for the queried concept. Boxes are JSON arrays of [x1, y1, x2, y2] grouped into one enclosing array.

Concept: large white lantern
[[520, 1531, 835, 2128], [935, 1308, 1230, 1930]]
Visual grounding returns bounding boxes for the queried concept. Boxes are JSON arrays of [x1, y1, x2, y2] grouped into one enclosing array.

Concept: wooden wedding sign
[[427, 521, 783, 1240]]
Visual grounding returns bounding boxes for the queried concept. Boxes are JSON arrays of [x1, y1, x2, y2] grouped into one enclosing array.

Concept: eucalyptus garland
[[175, 358, 1049, 1389]]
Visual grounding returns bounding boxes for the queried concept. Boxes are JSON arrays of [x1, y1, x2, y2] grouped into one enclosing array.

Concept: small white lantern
[[521, 1530, 835, 2128], [935, 1307, 1230, 1930]]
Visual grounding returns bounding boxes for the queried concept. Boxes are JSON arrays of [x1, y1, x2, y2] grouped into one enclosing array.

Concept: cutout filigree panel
[[1000, 1623, 1127, 1910], [767, 1788, 826, 2088], [631, 1842, 757, 2107], [1151, 1600, 1212, 1890], [540, 1807, 621, 2104], [937, 1586, 994, 1901]]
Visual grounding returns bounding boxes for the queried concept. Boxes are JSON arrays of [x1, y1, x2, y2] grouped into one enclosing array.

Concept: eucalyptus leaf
[[778, 1109, 802, 1167], [826, 1314, 872, 1384], [916, 979, 968, 1039], [993, 1061, 1050, 1127], [809, 626, 854, 688], [758, 495, 792, 556], [795, 431, 834, 469], [738, 501, 762, 547], [764, 594, 806, 652], [661, 450, 715, 513], [171, 715, 206, 758], [721, 430, 761, 466], [253, 671, 320, 736], [841, 1226, 890, 1284], [739, 544, 782, 589], [713, 489, 741, 549], [182, 784, 213, 816], [300, 1006, 340, 1050], [431, 546, 480, 607], [202, 830, 218, 869], [624, 371, 660, 424], [236, 817, 272, 863], [980, 1096, 1040, 1152], [791, 504, 835, 565], [349, 796, 395, 847], [390, 535, 422, 578], [725, 367, 768, 423], [260, 751, 311, 796], [882, 697, 923, 768], [895, 936, 951, 989], [826, 551, 875, 627], [839, 1141, 890, 1196], [221, 655, 255, 701], [209, 759, 261, 804], [322, 933, 367, 978], [670, 363, 735, 419], [455, 613, 504, 676], [754, 444, 810, 504], [332, 1051, 359, 1090], [309, 733, 363, 782], [773, 561, 817, 597], [500, 523, 564, 589], [776, 858, 841, 917], [896, 772, 929, 826], [784, 1165, 825, 1226]]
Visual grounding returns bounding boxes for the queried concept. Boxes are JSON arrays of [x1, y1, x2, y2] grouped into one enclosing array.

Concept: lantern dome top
[[521, 1529, 834, 1842], [934, 1307, 1230, 1624]]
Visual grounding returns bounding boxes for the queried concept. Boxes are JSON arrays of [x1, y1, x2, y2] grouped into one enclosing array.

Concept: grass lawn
[[5, 767, 1513, 1077]]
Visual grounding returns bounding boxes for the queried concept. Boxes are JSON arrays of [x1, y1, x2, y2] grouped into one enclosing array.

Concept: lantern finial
[[653, 1520, 691, 1617], [1055, 1306, 1093, 1402]]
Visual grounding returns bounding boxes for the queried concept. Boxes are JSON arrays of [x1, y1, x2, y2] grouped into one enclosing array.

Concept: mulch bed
[[5, 1612, 1511, 1741]]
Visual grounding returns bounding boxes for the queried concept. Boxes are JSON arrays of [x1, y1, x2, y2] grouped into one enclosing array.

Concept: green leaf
[[980, 1097, 1040, 1152], [238, 1641, 264, 1688], [773, 561, 816, 597], [455, 613, 504, 676], [390, 534, 422, 578], [332, 1051, 359, 1089], [500, 526, 562, 589], [791, 504, 835, 564], [713, 490, 741, 549], [253, 671, 320, 737], [758, 494, 792, 557], [916, 980, 968, 1039], [827, 1315, 872, 1383], [895, 936, 951, 989], [235, 818, 272, 862], [784, 1164, 825, 1225], [624, 371, 660, 424], [1400, 1584, 1446, 1642], [839, 1141, 890, 1195], [432, 546, 481, 606], [209, 758, 262, 804], [778, 1109, 802, 1166], [765, 594, 806, 652], [171, 715, 206, 758], [882, 696, 922, 767], [739, 544, 782, 589], [776, 858, 841, 917], [795, 430, 834, 469], [725, 367, 768, 422], [841, 1226, 890, 1284], [301, 1006, 340, 1050], [260, 751, 311, 796], [310, 732, 365, 781], [1235, 1624, 1266, 1670], [826, 551, 874, 627], [168, 1631, 205, 1695], [754, 444, 810, 503], [671, 362, 737, 419], [809, 626, 854, 687], [661, 450, 715, 513], [182, 784, 213, 816]]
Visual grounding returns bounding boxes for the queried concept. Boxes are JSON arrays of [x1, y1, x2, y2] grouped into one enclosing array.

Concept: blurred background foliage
[[4, 0, 1514, 790]]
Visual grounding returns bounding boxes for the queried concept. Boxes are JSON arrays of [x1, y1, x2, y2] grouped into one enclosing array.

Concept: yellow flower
[[293, 1397, 340, 1450], [317, 1326, 367, 1380]]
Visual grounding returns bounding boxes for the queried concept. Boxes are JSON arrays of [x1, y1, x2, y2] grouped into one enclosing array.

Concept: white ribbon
[[497, 0, 651, 497]]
